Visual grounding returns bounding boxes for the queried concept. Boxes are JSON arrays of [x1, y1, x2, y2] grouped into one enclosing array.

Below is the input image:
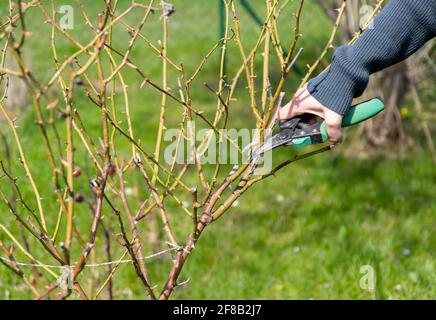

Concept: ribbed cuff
[[307, 67, 356, 116]]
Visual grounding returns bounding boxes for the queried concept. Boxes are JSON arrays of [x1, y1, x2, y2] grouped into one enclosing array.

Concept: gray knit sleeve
[[307, 0, 436, 115]]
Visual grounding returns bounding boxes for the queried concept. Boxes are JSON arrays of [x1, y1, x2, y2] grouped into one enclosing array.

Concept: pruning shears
[[226, 97, 384, 180], [256, 97, 385, 155]]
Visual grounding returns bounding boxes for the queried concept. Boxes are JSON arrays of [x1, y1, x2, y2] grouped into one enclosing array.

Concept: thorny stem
[[0, 101, 47, 232], [153, 0, 168, 184]]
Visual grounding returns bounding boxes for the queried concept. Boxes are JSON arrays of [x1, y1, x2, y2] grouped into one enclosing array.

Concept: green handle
[[319, 97, 384, 141], [292, 97, 384, 148], [342, 97, 385, 127]]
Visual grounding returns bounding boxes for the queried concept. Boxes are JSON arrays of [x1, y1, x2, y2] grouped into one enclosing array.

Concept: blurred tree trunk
[[1, 55, 28, 113]]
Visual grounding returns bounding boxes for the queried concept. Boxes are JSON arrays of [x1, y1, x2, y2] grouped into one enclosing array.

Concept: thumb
[[323, 110, 343, 143]]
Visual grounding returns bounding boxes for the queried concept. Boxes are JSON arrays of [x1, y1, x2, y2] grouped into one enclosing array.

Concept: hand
[[277, 87, 344, 143]]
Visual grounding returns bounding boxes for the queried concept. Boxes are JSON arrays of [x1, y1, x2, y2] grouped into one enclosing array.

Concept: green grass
[[175, 154, 435, 299], [0, 1, 434, 300]]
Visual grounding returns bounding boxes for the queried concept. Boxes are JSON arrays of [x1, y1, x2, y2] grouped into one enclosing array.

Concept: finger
[[278, 101, 293, 119], [326, 123, 343, 143], [324, 111, 343, 142]]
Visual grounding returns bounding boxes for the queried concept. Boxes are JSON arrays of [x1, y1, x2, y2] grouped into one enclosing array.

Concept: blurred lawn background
[[0, 0, 434, 299]]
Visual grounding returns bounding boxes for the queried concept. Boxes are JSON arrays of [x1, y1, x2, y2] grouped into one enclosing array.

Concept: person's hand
[[277, 87, 344, 143]]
